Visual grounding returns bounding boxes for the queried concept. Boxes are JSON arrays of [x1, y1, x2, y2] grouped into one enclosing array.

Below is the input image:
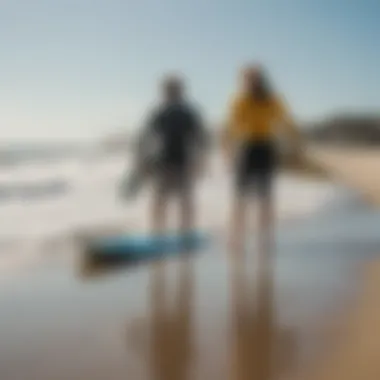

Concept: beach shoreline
[[1, 182, 380, 379], [0, 151, 338, 274], [1, 149, 380, 379]]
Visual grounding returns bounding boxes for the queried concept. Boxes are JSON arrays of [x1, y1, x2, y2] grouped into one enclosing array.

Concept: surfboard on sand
[[83, 230, 210, 263]]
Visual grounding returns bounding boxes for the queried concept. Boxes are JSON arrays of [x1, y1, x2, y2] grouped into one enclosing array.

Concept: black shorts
[[234, 140, 276, 197]]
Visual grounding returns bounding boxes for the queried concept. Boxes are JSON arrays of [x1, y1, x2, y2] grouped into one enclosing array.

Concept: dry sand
[[306, 146, 380, 206]]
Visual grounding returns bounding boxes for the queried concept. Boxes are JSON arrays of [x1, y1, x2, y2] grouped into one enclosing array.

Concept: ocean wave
[[0, 180, 69, 202], [0, 144, 86, 167]]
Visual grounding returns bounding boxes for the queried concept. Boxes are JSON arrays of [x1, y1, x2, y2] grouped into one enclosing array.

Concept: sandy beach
[[1, 151, 380, 379], [2, 0, 379, 377], [308, 146, 380, 206]]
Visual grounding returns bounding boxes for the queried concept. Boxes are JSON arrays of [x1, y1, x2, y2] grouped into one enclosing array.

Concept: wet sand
[[1, 194, 380, 380], [298, 259, 380, 380]]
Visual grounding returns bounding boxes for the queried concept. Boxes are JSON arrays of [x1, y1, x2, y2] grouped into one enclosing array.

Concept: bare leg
[[150, 188, 168, 299], [179, 188, 194, 235], [229, 194, 247, 254], [151, 189, 168, 235], [257, 193, 274, 266]]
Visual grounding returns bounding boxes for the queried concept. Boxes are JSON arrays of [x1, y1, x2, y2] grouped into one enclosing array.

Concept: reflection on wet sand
[[228, 244, 297, 380], [124, 242, 298, 380], [4, 201, 376, 380], [126, 257, 195, 380], [149, 259, 194, 380], [229, 250, 275, 380]]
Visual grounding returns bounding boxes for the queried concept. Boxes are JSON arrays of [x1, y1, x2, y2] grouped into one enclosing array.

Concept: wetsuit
[[141, 101, 208, 196]]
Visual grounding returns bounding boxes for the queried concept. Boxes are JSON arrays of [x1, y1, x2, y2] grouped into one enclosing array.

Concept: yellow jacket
[[225, 93, 298, 142]]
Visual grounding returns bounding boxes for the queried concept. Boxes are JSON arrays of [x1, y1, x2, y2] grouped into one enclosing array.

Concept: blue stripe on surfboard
[[87, 231, 210, 259]]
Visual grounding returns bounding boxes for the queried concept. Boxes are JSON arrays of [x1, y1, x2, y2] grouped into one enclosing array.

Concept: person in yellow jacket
[[222, 64, 303, 252]]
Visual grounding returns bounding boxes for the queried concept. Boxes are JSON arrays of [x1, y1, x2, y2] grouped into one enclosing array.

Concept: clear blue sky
[[1, 0, 379, 140]]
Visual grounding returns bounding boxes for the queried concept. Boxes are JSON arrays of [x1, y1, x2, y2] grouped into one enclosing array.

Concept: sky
[[0, 0, 379, 141]]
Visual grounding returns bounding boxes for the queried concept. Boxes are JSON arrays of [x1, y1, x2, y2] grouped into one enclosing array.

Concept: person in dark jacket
[[139, 74, 209, 235]]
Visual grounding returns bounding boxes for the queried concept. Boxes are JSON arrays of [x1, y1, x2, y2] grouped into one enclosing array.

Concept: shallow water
[[0, 209, 379, 380], [0, 152, 337, 273], [0, 156, 380, 379]]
